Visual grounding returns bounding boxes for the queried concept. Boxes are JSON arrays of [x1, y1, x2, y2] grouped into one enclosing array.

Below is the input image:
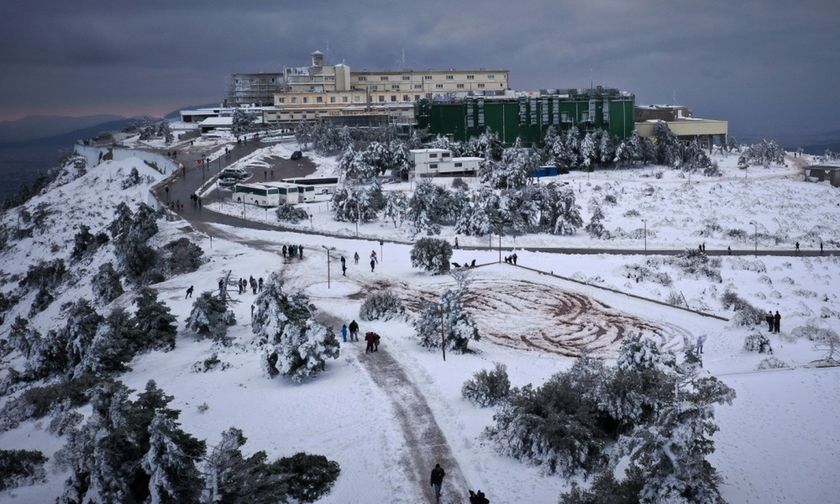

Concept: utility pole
[[498, 233, 502, 263], [440, 309, 446, 361], [321, 245, 335, 288], [642, 218, 647, 254]]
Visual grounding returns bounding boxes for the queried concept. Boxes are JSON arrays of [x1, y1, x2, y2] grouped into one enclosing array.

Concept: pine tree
[[186, 292, 236, 345], [551, 185, 583, 235], [383, 191, 408, 228], [406, 180, 451, 235], [92, 262, 124, 305], [267, 321, 340, 383], [410, 238, 452, 274], [80, 307, 139, 377], [142, 412, 206, 504], [414, 285, 479, 352], [585, 200, 609, 239], [134, 288, 177, 351]]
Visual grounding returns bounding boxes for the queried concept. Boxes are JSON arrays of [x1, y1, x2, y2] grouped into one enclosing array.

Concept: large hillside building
[[416, 87, 635, 146], [263, 50, 510, 126], [634, 104, 728, 149]]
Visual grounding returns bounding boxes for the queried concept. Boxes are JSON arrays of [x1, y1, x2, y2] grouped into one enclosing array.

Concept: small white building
[[198, 116, 233, 133], [410, 148, 482, 176]]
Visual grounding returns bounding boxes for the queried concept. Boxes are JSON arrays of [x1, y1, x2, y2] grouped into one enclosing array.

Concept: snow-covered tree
[[275, 201, 309, 223], [383, 191, 408, 228], [410, 237, 452, 274], [454, 188, 498, 237], [414, 285, 479, 352], [580, 132, 596, 170], [79, 307, 139, 377], [330, 181, 382, 223], [142, 411, 206, 504], [91, 262, 123, 305], [133, 288, 177, 351], [462, 363, 511, 407], [653, 122, 680, 167], [294, 121, 315, 150], [337, 146, 378, 182], [71, 224, 108, 260], [585, 200, 609, 239], [251, 273, 313, 345], [406, 180, 452, 235], [186, 292, 236, 345], [264, 321, 340, 383], [359, 290, 406, 321], [550, 184, 583, 235], [479, 138, 538, 189]]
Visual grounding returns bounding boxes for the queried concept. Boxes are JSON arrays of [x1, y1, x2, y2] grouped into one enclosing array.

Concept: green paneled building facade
[[415, 87, 635, 146]]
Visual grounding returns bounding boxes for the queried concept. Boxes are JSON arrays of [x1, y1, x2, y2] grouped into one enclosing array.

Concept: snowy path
[[207, 227, 473, 502]]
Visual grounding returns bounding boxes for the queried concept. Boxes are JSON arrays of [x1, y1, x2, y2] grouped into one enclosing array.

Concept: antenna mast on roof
[[325, 39, 330, 64]]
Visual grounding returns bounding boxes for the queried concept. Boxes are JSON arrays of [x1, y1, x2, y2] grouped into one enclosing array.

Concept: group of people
[[766, 310, 782, 333], [503, 253, 518, 265], [189, 193, 202, 209], [429, 463, 490, 503], [282, 244, 304, 260], [237, 276, 263, 295], [339, 321, 381, 353], [168, 199, 184, 211]]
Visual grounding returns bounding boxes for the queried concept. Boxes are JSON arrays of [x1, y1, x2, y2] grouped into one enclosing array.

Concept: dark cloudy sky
[[1, 0, 838, 136]]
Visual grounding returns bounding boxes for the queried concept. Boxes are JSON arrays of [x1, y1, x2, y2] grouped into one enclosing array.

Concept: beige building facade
[[268, 50, 509, 124]]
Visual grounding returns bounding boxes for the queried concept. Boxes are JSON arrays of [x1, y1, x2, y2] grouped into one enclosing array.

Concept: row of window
[[278, 93, 435, 105], [357, 73, 497, 82]]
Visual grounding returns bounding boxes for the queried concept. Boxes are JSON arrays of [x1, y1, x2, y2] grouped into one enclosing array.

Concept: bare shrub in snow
[[668, 249, 721, 282], [462, 363, 511, 407], [71, 225, 109, 260], [743, 332, 773, 353], [666, 291, 684, 306], [757, 357, 788, 370], [191, 353, 230, 373], [359, 290, 405, 321]]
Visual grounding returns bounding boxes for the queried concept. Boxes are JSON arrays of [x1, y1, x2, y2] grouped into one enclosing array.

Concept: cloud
[[0, 0, 838, 135]]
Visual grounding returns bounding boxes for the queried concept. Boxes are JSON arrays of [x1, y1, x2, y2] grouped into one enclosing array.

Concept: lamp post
[[750, 221, 758, 255], [321, 245, 336, 288], [642, 218, 647, 254]]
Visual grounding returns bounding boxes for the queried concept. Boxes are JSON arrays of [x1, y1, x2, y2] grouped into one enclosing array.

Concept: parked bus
[[260, 182, 305, 204], [232, 183, 280, 207]]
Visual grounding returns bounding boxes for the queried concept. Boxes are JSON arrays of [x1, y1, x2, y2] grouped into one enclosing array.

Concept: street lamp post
[[642, 218, 647, 254], [321, 245, 336, 288]]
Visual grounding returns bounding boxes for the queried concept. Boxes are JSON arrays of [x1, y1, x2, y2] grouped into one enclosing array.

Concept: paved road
[[145, 141, 838, 258]]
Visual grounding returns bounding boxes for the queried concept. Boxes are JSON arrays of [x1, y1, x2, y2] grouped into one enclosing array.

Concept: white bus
[[232, 183, 280, 207], [260, 182, 306, 204]]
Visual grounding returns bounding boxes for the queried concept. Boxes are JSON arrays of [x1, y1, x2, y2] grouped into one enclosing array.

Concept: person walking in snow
[[774, 310, 781, 333], [185, 285, 194, 299], [512, 253, 518, 265], [430, 463, 446, 503], [454, 237, 459, 249], [766, 311, 774, 332], [370, 257, 376, 272], [795, 241, 800, 253], [299, 244, 304, 259], [340, 324, 348, 343], [354, 252, 360, 265], [258, 277, 263, 292], [370, 250, 378, 264], [364, 332, 375, 353], [695, 334, 706, 355], [373, 333, 380, 352], [340, 255, 347, 276], [349, 320, 359, 341], [282, 245, 287, 259]]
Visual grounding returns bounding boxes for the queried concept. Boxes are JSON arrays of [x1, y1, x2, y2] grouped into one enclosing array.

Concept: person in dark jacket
[[373, 333, 380, 352], [185, 285, 194, 299], [282, 245, 287, 259], [364, 332, 375, 353], [349, 320, 359, 341], [766, 311, 774, 332], [430, 463, 445, 503], [774, 310, 781, 333]]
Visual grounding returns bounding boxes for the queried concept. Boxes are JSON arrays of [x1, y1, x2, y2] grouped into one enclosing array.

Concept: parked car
[[290, 151, 303, 160], [218, 176, 238, 187]]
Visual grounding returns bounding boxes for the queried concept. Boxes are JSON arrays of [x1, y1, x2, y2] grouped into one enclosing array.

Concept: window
[[354, 95, 361, 103], [391, 95, 397, 102], [316, 96, 323, 103], [457, 83, 464, 89], [414, 84, 422, 89], [488, 74, 495, 79], [467, 75, 474, 80], [454, 162, 463, 168], [342, 96, 349, 103], [358, 76, 367, 81], [446, 75, 454, 80], [291, 97, 297, 104], [435, 83, 443, 89], [378, 95, 385, 102], [402, 75, 410, 81], [303, 97, 308, 103], [330, 96, 336, 103], [429, 163, 438, 169], [391, 84, 400, 90], [380, 76, 389, 81], [429, 153, 438, 158], [477, 83, 485, 88], [441, 152, 451, 158], [414, 95, 421, 101], [424, 75, 432, 80], [403, 95, 409, 101], [277, 97, 285, 103]]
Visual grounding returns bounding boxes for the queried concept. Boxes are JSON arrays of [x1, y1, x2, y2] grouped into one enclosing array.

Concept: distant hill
[[0, 114, 127, 144], [731, 128, 840, 154]]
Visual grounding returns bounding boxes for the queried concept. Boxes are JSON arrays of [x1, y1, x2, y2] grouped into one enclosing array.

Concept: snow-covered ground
[[1, 146, 839, 503]]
